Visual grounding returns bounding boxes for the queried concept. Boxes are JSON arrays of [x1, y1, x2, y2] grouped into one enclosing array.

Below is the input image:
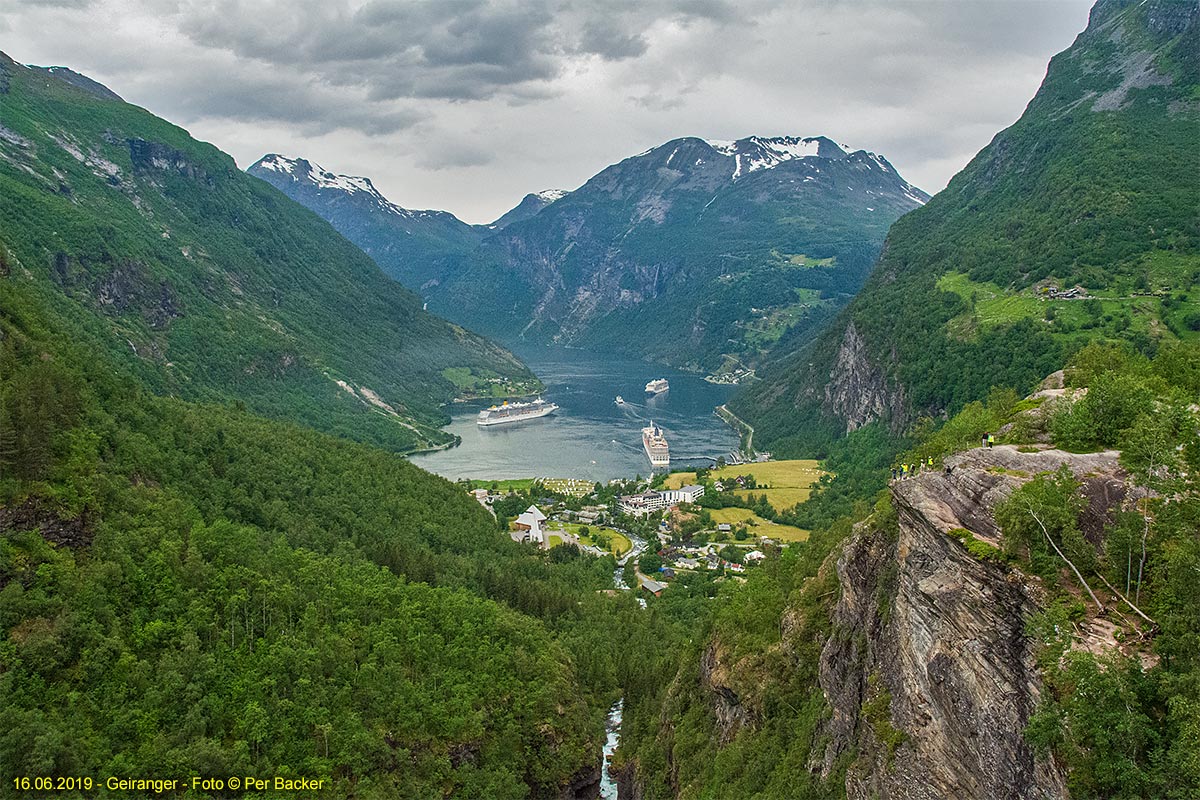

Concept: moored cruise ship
[[477, 397, 559, 426], [645, 378, 669, 395], [642, 422, 670, 466]]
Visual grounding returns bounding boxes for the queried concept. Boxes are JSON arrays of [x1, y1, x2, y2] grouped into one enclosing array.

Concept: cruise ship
[[645, 378, 669, 395], [642, 422, 670, 466], [477, 397, 559, 426]]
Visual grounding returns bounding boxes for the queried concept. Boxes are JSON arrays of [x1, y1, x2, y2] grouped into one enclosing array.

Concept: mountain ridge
[[0, 51, 538, 453], [732, 0, 1200, 456], [254, 132, 929, 373]]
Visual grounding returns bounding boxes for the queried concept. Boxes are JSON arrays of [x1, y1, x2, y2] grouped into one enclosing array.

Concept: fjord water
[[409, 346, 740, 482]]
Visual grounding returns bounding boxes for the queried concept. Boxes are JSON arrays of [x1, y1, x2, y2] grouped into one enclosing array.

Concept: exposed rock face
[[0, 499, 92, 552], [817, 445, 1131, 799], [614, 762, 645, 800], [548, 762, 602, 800], [822, 322, 908, 433], [699, 641, 755, 744], [128, 138, 207, 181]]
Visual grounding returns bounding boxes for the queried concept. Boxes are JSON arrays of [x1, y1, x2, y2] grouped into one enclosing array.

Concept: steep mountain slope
[[489, 188, 570, 230], [438, 135, 929, 374], [0, 260, 618, 800], [249, 154, 485, 291], [256, 136, 927, 374], [0, 53, 536, 453], [734, 0, 1200, 456], [614, 343, 1200, 798]]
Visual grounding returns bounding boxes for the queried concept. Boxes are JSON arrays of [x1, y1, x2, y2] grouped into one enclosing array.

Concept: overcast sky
[[2, 0, 1094, 223]]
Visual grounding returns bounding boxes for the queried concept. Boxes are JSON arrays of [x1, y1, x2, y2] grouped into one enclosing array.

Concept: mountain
[[489, 188, 570, 229], [0, 53, 538, 454], [733, 0, 1200, 456], [617, 350, 1200, 798], [0, 52, 630, 797], [255, 136, 928, 374], [248, 154, 484, 291]]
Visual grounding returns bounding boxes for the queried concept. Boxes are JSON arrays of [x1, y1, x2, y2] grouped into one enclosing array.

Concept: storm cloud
[[0, 0, 1093, 221]]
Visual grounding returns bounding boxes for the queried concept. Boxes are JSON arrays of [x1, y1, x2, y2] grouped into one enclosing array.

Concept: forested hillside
[[614, 339, 1200, 799], [0, 270, 641, 797], [734, 0, 1199, 458], [0, 52, 535, 454]]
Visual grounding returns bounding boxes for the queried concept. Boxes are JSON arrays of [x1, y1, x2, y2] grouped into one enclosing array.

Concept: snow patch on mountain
[[535, 189, 569, 203], [252, 154, 456, 219], [698, 136, 851, 180]]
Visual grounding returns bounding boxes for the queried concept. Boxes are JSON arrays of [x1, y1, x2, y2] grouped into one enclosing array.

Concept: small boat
[[615, 395, 625, 405]]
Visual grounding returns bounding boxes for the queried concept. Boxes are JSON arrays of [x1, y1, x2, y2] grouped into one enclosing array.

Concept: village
[[463, 458, 823, 598]]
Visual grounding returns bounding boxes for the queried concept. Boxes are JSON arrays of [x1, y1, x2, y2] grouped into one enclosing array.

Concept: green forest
[[611, 341, 1200, 799], [0, 271, 660, 797], [0, 51, 534, 454], [734, 0, 1200, 460]]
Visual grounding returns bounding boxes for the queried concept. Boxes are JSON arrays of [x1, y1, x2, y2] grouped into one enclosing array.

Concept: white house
[[512, 505, 548, 547], [744, 550, 766, 563], [619, 492, 668, 516], [660, 484, 705, 505], [620, 484, 705, 516]]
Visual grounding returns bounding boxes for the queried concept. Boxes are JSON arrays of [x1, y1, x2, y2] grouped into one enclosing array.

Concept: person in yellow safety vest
[[927, 457, 934, 469], [987, 434, 995, 448]]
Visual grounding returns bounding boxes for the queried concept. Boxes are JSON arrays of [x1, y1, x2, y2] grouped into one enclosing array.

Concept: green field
[[937, 270, 1199, 343], [468, 478, 538, 492], [545, 521, 631, 557], [708, 507, 809, 542], [667, 459, 824, 510], [742, 289, 825, 349], [467, 477, 595, 496]]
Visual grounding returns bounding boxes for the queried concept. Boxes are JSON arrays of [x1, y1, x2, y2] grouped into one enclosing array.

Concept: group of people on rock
[[891, 457, 935, 482], [889, 433, 998, 483]]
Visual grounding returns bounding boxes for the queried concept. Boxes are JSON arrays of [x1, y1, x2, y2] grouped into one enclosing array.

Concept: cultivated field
[[666, 459, 824, 509], [708, 507, 809, 542]]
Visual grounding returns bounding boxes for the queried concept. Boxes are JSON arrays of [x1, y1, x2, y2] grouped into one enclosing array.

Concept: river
[[410, 345, 741, 482]]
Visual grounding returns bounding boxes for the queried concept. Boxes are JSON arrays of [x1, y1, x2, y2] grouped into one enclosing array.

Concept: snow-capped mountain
[[635, 135, 927, 203], [252, 154, 457, 222], [431, 134, 930, 371], [249, 136, 929, 372], [249, 154, 482, 289], [488, 188, 571, 229]]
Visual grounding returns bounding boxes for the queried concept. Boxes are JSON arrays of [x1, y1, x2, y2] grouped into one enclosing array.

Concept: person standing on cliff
[[987, 434, 995, 448], [982, 433, 989, 448]]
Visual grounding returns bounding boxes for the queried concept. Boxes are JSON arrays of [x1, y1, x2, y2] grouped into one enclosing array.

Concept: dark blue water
[[409, 346, 740, 482]]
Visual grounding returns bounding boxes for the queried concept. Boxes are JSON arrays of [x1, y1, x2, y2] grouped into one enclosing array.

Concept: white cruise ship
[[477, 397, 559, 426], [642, 422, 670, 466], [645, 378, 669, 395]]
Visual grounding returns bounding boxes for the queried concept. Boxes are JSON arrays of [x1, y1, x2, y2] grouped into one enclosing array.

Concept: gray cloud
[[578, 19, 649, 60], [2, 0, 1094, 222]]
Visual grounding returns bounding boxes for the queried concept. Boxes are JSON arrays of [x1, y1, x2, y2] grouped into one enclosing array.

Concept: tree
[[639, 553, 663, 574], [996, 467, 1101, 611], [719, 545, 743, 564]]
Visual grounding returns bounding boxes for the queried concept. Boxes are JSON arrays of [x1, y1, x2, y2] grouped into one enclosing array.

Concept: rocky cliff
[[733, 0, 1199, 455], [822, 321, 909, 434], [817, 444, 1137, 799]]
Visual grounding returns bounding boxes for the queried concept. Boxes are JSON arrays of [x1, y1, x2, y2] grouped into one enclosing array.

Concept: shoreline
[[714, 404, 754, 456]]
